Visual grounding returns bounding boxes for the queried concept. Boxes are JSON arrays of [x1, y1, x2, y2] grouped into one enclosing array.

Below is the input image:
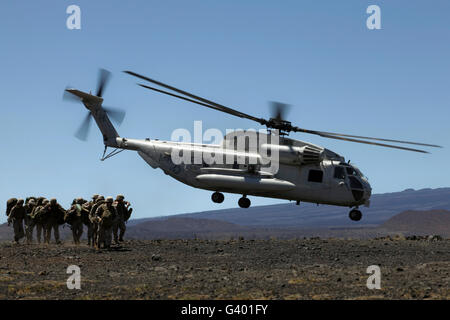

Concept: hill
[[380, 210, 450, 236], [129, 187, 450, 229]]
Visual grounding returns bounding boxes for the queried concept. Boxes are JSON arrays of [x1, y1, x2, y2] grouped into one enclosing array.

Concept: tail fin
[[66, 89, 119, 147]]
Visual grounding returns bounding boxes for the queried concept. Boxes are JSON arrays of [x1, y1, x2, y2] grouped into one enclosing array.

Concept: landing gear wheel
[[211, 192, 224, 203], [238, 196, 251, 208], [349, 209, 362, 221]]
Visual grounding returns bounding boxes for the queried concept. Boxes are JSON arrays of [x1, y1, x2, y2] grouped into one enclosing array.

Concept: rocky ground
[[0, 238, 448, 300]]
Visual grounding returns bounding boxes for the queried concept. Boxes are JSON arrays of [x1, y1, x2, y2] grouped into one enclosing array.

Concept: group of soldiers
[[5, 194, 133, 249]]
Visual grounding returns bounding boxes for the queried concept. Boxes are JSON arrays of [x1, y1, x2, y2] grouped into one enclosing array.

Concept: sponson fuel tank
[[196, 174, 296, 192]]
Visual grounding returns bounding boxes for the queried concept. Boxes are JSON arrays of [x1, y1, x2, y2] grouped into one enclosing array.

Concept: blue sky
[[1, 1, 449, 223]]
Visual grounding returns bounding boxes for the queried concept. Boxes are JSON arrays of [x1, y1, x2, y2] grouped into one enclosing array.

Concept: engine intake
[[260, 144, 324, 165]]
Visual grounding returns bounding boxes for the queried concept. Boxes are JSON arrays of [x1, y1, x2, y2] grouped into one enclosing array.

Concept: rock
[[393, 234, 406, 241], [154, 266, 167, 272], [168, 265, 179, 271], [427, 235, 443, 242], [151, 254, 161, 261]]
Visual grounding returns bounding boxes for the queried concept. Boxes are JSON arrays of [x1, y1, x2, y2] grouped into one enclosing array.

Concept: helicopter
[[63, 69, 441, 221]]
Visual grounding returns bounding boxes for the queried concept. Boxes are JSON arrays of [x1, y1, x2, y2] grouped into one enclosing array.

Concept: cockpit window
[[334, 166, 346, 180], [346, 167, 356, 176]]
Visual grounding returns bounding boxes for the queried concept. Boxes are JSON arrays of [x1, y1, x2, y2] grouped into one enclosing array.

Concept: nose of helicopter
[[362, 180, 372, 206]]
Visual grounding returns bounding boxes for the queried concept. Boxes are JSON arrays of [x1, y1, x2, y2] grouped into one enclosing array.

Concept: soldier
[[6, 198, 17, 216], [112, 194, 132, 244], [7, 199, 26, 243], [30, 198, 48, 244], [89, 195, 105, 247], [43, 198, 65, 244], [24, 198, 37, 244], [65, 198, 86, 245], [95, 197, 117, 249], [25, 196, 37, 205], [82, 194, 99, 246]]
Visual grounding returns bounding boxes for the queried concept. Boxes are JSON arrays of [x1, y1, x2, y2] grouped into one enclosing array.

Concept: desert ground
[[0, 237, 448, 300]]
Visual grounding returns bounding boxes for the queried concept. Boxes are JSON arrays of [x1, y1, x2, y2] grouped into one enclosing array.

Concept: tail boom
[[66, 88, 119, 147]]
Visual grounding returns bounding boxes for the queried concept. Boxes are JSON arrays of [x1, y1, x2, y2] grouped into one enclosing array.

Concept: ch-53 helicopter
[[63, 69, 441, 221]]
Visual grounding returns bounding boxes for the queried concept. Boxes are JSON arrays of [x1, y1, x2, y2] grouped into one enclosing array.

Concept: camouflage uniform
[[30, 198, 48, 244], [113, 195, 132, 243], [64, 198, 86, 245], [31, 197, 49, 243], [8, 199, 26, 243], [89, 196, 105, 247], [95, 197, 117, 249], [24, 199, 36, 244], [82, 195, 99, 246], [43, 199, 65, 244]]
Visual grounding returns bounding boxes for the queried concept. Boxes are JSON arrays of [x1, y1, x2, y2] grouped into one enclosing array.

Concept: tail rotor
[[63, 69, 126, 141]]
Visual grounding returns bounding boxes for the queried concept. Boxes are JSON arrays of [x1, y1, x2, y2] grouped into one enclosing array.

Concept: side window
[[334, 166, 346, 180], [308, 169, 323, 183]]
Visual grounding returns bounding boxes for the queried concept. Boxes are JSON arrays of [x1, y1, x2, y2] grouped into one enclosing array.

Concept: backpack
[[6, 198, 17, 216], [57, 210, 66, 225], [81, 207, 91, 225], [124, 208, 133, 222], [31, 206, 48, 224], [64, 205, 81, 225], [100, 206, 116, 228]]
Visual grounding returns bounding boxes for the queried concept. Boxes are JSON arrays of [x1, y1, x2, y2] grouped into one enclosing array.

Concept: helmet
[[17, 199, 24, 205], [26, 197, 36, 203], [96, 196, 105, 202], [42, 199, 49, 205], [50, 198, 57, 205], [106, 197, 114, 203], [76, 198, 84, 204], [28, 199, 36, 205], [92, 194, 99, 200], [116, 194, 125, 201]]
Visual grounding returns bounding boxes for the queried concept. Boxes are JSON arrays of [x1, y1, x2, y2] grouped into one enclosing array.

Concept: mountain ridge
[[128, 187, 450, 228]]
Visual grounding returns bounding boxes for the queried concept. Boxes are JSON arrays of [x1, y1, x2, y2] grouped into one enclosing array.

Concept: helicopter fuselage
[[114, 130, 372, 208]]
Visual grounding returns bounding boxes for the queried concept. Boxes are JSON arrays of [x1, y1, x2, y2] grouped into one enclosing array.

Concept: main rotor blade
[[137, 83, 247, 117], [74, 112, 92, 141], [292, 127, 441, 148], [103, 106, 126, 126], [125, 71, 267, 125], [292, 127, 429, 153], [96, 69, 111, 98], [316, 131, 441, 148]]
